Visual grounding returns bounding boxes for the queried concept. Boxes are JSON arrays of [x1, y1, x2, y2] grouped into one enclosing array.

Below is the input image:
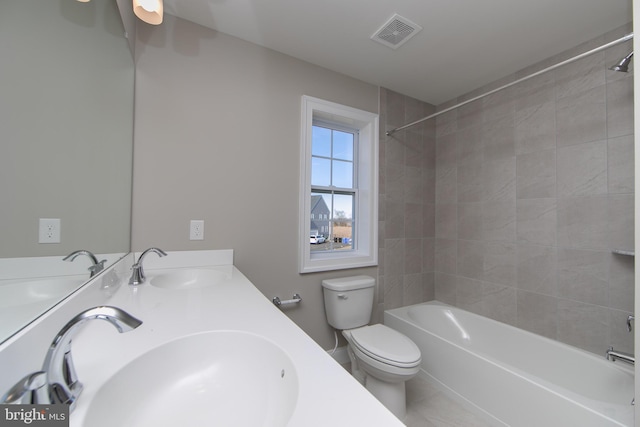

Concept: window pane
[[333, 193, 353, 220], [332, 221, 353, 250], [334, 192, 354, 250], [312, 126, 331, 157], [333, 131, 353, 161], [311, 157, 330, 186], [332, 160, 353, 188], [310, 192, 330, 253]]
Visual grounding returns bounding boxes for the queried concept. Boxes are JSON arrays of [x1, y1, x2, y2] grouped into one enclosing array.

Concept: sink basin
[[0, 276, 85, 308], [149, 268, 231, 289], [84, 331, 299, 427]]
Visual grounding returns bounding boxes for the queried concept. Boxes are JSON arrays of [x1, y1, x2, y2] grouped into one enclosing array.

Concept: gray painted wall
[[131, 14, 378, 349]]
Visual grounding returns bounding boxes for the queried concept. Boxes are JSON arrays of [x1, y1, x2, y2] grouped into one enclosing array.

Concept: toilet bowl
[[343, 324, 421, 419], [321, 276, 422, 420]]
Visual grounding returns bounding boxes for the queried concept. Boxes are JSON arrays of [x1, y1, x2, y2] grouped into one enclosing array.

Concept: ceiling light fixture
[[133, 0, 163, 25]]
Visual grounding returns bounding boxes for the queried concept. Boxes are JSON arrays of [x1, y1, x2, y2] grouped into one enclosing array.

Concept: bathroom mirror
[[0, 0, 134, 343]]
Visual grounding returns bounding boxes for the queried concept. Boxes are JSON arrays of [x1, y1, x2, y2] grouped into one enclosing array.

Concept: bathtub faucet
[[606, 346, 635, 365]]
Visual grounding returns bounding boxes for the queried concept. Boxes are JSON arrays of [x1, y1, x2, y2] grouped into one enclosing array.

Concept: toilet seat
[[348, 324, 421, 369]]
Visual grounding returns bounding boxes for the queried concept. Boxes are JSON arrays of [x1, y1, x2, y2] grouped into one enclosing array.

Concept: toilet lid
[[350, 324, 421, 367]]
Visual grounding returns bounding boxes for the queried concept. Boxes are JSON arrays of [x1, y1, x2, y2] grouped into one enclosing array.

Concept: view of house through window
[[309, 124, 356, 252]]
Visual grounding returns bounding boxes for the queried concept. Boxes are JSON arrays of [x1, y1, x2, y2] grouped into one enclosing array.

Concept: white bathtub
[[384, 301, 635, 427]]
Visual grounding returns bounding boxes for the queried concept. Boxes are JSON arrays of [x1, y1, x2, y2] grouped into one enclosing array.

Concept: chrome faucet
[[63, 250, 106, 278], [606, 346, 635, 365], [605, 314, 636, 367], [1, 371, 49, 404], [129, 247, 167, 285], [42, 306, 142, 410]]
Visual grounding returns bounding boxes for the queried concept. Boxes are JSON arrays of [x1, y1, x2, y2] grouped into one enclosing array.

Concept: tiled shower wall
[[376, 88, 437, 323], [432, 24, 635, 355]]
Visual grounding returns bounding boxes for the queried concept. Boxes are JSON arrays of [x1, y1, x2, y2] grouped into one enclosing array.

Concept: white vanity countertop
[[62, 251, 404, 426]]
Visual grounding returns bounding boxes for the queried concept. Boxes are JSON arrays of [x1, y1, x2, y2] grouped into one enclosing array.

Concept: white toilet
[[322, 275, 421, 419]]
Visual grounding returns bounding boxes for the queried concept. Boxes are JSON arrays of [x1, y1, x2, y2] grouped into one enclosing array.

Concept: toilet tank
[[322, 276, 375, 330]]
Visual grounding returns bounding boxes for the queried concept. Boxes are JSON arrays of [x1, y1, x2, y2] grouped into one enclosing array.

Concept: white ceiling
[[162, 0, 632, 106]]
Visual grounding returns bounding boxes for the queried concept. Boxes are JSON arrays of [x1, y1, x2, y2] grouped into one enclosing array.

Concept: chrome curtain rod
[[386, 32, 634, 136]]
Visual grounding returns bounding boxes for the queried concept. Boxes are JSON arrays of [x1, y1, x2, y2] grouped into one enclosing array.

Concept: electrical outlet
[[39, 218, 61, 243], [190, 220, 204, 240]]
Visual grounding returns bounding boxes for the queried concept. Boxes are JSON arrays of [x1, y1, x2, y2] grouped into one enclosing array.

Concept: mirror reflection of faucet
[[63, 250, 106, 278], [0, 306, 142, 410]]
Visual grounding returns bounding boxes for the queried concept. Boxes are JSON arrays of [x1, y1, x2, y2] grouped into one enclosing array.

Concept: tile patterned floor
[[404, 374, 499, 427], [341, 361, 500, 426]]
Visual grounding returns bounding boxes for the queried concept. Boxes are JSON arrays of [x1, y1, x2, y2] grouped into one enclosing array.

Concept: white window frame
[[299, 95, 379, 273]]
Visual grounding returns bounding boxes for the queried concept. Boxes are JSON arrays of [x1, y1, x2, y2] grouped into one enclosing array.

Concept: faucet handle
[[88, 259, 107, 277], [1, 371, 50, 405], [628, 315, 635, 332]]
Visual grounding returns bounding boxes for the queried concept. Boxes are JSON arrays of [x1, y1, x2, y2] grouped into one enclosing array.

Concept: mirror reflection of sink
[[0, 276, 86, 308], [84, 331, 299, 427], [149, 268, 231, 289]]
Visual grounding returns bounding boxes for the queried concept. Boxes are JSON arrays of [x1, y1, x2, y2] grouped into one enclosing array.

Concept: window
[[299, 96, 378, 273]]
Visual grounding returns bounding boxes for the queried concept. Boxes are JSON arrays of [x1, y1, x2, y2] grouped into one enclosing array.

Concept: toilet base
[[365, 374, 407, 420]]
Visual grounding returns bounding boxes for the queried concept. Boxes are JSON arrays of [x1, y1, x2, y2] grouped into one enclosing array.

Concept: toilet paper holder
[[272, 293, 302, 307]]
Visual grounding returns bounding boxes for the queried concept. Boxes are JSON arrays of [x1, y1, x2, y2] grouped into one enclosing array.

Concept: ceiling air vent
[[371, 14, 422, 49]]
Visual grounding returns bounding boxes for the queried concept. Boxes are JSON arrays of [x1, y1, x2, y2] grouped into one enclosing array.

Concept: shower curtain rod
[[386, 32, 634, 136]]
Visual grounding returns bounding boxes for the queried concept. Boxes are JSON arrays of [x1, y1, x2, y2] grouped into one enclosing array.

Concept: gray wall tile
[[434, 272, 457, 305], [436, 166, 457, 202], [556, 140, 607, 197], [456, 125, 483, 166], [405, 203, 423, 239], [434, 238, 457, 274], [457, 203, 483, 241], [607, 135, 634, 194], [609, 253, 634, 312], [482, 282, 517, 324], [435, 203, 457, 238], [608, 194, 634, 251], [483, 115, 515, 160], [517, 244, 557, 296], [516, 198, 557, 246], [557, 196, 608, 249], [482, 200, 516, 242], [483, 157, 516, 201], [557, 299, 609, 354], [554, 53, 605, 100], [556, 85, 607, 147], [606, 75, 634, 138], [557, 248, 609, 306], [457, 160, 483, 203], [516, 149, 556, 199], [516, 290, 558, 339], [515, 101, 556, 154]]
